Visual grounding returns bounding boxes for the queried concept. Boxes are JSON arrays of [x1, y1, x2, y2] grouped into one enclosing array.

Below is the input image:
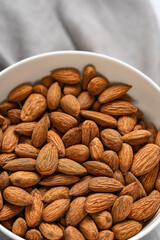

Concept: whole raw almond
[[131, 144, 160, 176], [98, 84, 131, 104], [12, 217, 27, 237], [98, 230, 114, 240], [79, 216, 99, 240], [52, 68, 81, 84], [113, 170, 125, 186], [66, 197, 87, 226], [60, 94, 80, 117], [47, 82, 61, 110], [100, 129, 123, 151], [3, 186, 33, 206], [63, 83, 81, 96], [41, 75, 53, 87], [7, 109, 21, 124], [0, 171, 10, 190], [82, 65, 96, 90], [32, 117, 48, 148], [2, 125, 19, 153], [78, 91, 95, 110], [42, 199, 70, 222], [25, 229, 44, 240], [8, 84, 32, 102], [3, 158, 36, 171], [0, 204, 24, 221], [62, 126, 82, 147], [148, 125, 157, 143], [39, 173, 80, 186], [80, 110, 117, 128], [65, 144, 89, 163], [119, 182, 139, 201], [100, 151, 119, 172], [117, 114, 137, 135], [87, 77, 108, 95], [47, 129, 65, 157], [122, 130, 151, 145], [36, 143, 58, 175], [155, 128, 160, 147], [15, 143, 39, 158], [90, 137, 104, 161], [155, 172, 160, 191], [43, 186, 70, 203], [39, 222, 63, 240], [64, 226, 85, 240], [0, 191, 3, 211], [14, 122, 36, 136], [50, 111, 78, 133], [83, 161, 113, 177], [90, 210, 112, 230], [85, 193, 117, 213], [89, 176, 124, 193], [0, 102, 18, 115], [33, 84, 48, 96], [112, 220, 142, 240], [118, 143, 133, 174], [82, 120, 99, 146], [111, 195, 133, 223], [100, 100, 137, 116], [25, 189, 43, 227], [58, 158, 87, 175], [69, 175, 93, 197], [10, 171, 41, 187]]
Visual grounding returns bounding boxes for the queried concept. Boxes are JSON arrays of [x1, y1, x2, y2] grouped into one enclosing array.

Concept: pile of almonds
[[0, 65, 160, 240]]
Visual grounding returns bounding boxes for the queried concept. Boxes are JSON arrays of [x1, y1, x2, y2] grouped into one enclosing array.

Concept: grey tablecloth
[[0, 0, 160, 239]]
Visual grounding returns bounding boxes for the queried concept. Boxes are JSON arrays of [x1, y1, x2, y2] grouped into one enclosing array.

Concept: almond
[[12, 217, 27, 237], [10, 171, 41, 187], [119, 182, 139, 201], [3, 186, 33, 206], [62, 126, 82, 147], [1, 117, 11, 131], [82, 120, 99, 146], [98, 230, 114, 240], [89, 176, 124, 193], [122, 130, 151, 145], [63, 83, 81, 96], [85, 193, 117, 213], [118, 143, 133, 174], [3, 158, 36, 171], [111, 195, 133, 223], [78, 91, 95, 109], [33, 84, 48, 96], [100, 100, 137, 116], [113, 170, 125, 186], [90, 210, 112, 230], [100, 129, 123, 151], [65, 144, 89, 163], [100, 151, 119, 172], [2, 125, 19, 153], [82, 65, 96, 90], [155, 128, 160, 147], [15, 143, 39, 158], [50, 111, 78, 133], [32, 117, 48, 148], [112, 220, 142, 240], [155, 172, 160, 191], [0, 115, 5, 125], [47, 82, 61, 110], [41, 75, 53, 87], [2, 219, 14, 231], [7, 109, 21, 124], [98, 84, 131, 104], [58, 158, 87, 175], [66, 197, 87, 226], [25, 229, 44, 240], [0, 204, 24, 221], [52, 68, 81, 84], [117, 114, 137, 135], [0, 191, 3, 211], [8, 84, 32, 102], [69, 175, 93, 197], [79, 216, 99, 240], [139, 120, 147, 129], [88, 77, 108, 95], [43, 186, 70, 203], [36, 143, 58, 175], [148, 125, 157, 143], [80, 110, 117, 128], [134, 124, 143, 131], [42, 199, 70, 222], [0, 101, 18, 115], [131, 144, 160, 176], [25, 189, 43, 227], [47, 129, 65, 157], [39, 222, 63, 240], [0, 128, 3, 149], [60, 94, 80, 117], [92, 100, 101, 111], [0, 171, 10, 190], [90, 137, 104, 161], [64, 226, 85, 240], [83, 161, 113, 177], [14, 122, 37, 136]]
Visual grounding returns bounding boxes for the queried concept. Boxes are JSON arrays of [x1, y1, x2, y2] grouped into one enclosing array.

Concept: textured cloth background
[[0, 0, 160, 239]]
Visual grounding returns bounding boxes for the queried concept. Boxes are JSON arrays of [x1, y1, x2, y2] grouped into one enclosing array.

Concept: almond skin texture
[[122, 130, 151, 145], [85, 193, 117, 213], [131, 144, 160, 176], [0, 204, 24, 221], [79, 216, 99, 240], [25, 229, 44, 240], [69, 175, 93, 197], [117, 114, 137, 135], [39, 222, 63, 240], [66, 197, 87, 226], [80, 110, 117, 128], [155, 128, 160, 147], [0, 101, 18, 115], [92, 100, 101, 111], [42, 199, 70, 222], [47, 129, 65, 157], [2, 125, 19, 153], [8, 84, 33, 102], [10, 171, 41, 188], [0, 115, 5, 125], [82, 120, 99, 146], [89, 176, 124, 193], [14, 122, 37, 136], [119, 182, 139, 201], [1, 117, 11, 131], [52, 68, 81, 84], [3, 158, 36, 171], [21, 93, 47, 121], [62, 126, 82, 147], [47, 82, 61, 110], [113, 170, 125, 186], [65, 144, 89, 163], [64, 226, 85, 240], [43, 186, 70, 203], [78, 91, 95, 110], [63, 83, 81, 96], [15, 143, 39, 158], [32, 117, 48, 148], [36, 143, 58, 175], [90, 137, 104, 161], [155, 172, 160, 191], [12, 217, 27, 237], [0, 171, 10, 190], [100, 100, 137, 116], [7, 109, 21, 124], [25, 189, 43, 227], [111, 195, 133, 223], [83, 161, 113, 177], [82, 65, 96, 90], [33, 84, 48, 96], [90, 211, 112, 230], [147, 125, 157, 143], [50, 111, 78, 133], [98, 230, 114, 240], [60, 94, 80, 117], [41, 75, 53, 87], [112, 220, 142, 240], [0, 128, 3, 149], [118, 143, 133, 174], [100, 129, 123, 151], [87, 77, 108, 95], [100, 151, 119, 172], [39, 174, 79, 186], [58, 158, 87, 175]]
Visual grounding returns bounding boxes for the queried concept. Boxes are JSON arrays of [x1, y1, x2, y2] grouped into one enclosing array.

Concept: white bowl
[[0, 51, 159, 240]]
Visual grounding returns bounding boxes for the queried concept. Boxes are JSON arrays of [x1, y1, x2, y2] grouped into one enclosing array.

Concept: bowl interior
[[0, 51, 159, 240]]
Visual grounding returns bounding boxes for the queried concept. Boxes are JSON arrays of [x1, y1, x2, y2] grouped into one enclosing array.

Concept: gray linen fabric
[[0, 0, 160, 239]]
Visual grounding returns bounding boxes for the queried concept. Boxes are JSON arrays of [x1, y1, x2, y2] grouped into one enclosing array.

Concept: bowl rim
[[0, 50, 159, 240]]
